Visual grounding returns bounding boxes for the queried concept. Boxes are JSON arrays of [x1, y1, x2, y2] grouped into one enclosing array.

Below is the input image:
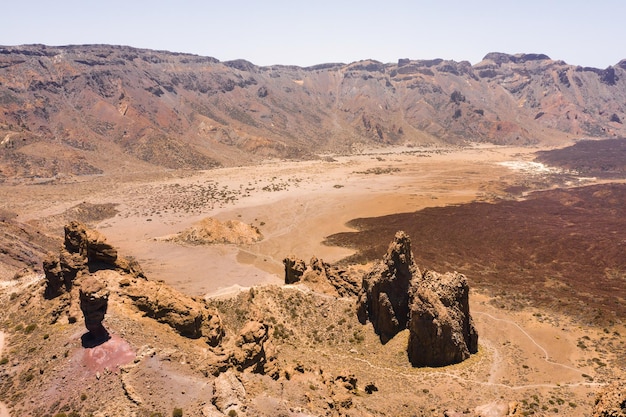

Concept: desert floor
[[9, 144, 541, 295]]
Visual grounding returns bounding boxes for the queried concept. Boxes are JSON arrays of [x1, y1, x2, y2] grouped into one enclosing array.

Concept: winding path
[[323, 309, 606, 392], [475, 311, 583, 375]]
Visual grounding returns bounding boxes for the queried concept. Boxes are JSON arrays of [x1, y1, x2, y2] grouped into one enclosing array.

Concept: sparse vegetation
[[450, 90, 466, 104], [355, 167, 400, 175]]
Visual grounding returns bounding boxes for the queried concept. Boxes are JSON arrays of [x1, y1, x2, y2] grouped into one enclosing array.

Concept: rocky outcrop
[[43, 222, 225, 346], [356, 231, 420, 343], [283, 255, 360, 296], [211, 370, 246, 414], [407, 271, 478, 367], [283, 256, 306, 284], [231, 320, 278, 377], [79, 275, 110, 346], [122, 279, 224, 344], [357, 231, 478, 367], [165, 217, 263, 245], [44, 221, 144, 299], [204, 320, 279, 379], [593, 381, 626, 417]]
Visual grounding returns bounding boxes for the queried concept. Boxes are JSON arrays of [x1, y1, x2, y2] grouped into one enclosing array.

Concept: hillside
[[1, 45, 626, 179]]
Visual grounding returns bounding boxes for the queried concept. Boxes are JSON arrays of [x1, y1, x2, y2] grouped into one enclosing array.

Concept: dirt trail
[[324, 308, 603, 391]]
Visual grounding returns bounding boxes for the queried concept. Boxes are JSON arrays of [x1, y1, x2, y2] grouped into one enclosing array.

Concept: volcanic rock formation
[[357, 231, 478, 366], [42, 222, 282, 381], [356, 231, 420, 342], [79, 275, 110, 346], [43, 220, 144, 300], [407, 270, 478, 367], [203, 319, 279, 379], [43, 221, 225, 347], [283, 256, 306, 284], [122, 278, 225, 344], [283, 255, 360, 296]]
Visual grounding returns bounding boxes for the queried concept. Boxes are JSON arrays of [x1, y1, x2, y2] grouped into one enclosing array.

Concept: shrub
[[450, 90, 466, 104], [172, 408, 183, 417]]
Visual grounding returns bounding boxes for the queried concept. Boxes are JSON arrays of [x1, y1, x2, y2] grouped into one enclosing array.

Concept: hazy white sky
[[2, 0, 624, 68]]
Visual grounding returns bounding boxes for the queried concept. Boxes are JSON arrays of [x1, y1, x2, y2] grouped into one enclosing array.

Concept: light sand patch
[[497, 160, 566, 175]]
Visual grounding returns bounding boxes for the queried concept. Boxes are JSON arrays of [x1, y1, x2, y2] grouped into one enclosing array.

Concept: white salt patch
[[497, 161, 563, 175]]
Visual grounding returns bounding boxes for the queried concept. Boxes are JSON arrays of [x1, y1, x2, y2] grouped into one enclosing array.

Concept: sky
[[2, 0, 625, 68]]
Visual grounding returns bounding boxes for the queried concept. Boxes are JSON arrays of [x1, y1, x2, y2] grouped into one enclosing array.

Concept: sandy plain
[[12, 144, 534, 296]]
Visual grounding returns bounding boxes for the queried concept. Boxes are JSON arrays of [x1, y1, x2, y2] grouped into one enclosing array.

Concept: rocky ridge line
[[2, 45, 626, 179]]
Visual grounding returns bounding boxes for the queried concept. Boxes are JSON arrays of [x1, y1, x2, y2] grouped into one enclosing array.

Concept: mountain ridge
[[1, 44, 626, 179]]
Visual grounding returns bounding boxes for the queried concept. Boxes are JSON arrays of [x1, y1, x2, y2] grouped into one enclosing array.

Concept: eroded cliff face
[[1, 45, 626, 178], [356, 231, 420, 343], [407, 270, 478, 367]]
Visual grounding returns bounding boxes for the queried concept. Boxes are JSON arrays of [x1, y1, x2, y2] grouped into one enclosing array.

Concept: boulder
[[85, 228, 118, 265], [356, 231, 420, 343], [407, 271, 478, 367], [203, 320, 279, 378], [231, 320, 278, 378], [211, 370, 246, 414]]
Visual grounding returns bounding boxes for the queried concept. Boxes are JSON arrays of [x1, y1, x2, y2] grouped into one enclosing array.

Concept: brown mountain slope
[[1, 45, 626, 179]]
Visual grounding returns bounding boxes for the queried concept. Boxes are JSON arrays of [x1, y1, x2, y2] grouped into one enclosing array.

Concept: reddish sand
[[79, 334, 136, 373]]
